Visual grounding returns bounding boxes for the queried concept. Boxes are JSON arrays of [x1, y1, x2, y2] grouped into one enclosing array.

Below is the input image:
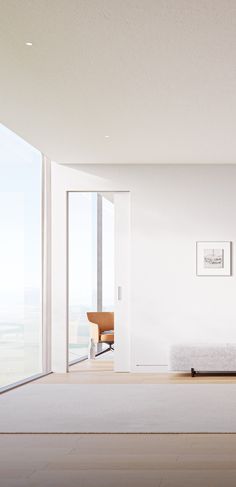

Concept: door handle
[[117, 286, 122, 301]]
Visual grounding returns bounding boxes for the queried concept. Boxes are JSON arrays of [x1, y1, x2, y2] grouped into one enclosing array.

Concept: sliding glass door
[[68, 193, 97, 362], [68, 192, 114, 363], [0, 124, 44, 389]]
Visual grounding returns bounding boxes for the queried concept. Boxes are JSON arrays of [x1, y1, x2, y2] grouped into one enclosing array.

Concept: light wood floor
[[36, 358, 236, 384], [3, 358, 236, 486], [2, 433, 236, 487]]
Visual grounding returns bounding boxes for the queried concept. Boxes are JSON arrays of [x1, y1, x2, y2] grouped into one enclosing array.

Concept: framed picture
[[196, 241, 232, 276]]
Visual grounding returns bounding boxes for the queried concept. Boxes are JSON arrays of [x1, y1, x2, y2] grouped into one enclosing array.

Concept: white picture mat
[[196, 241, 231, 276]]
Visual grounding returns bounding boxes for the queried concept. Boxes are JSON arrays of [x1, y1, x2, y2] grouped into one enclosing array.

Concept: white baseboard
[[132, 364, 169, 373]]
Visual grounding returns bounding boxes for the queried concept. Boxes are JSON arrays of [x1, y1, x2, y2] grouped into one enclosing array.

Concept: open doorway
[[68, 192, 115, 367]]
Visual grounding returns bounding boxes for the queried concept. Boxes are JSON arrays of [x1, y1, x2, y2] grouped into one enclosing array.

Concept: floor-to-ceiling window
[[68, 192, 114, 363], [0, 124, 44, 389]]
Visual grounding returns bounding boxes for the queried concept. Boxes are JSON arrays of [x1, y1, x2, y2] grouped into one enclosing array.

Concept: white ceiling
[[1, 0, 236, 164]]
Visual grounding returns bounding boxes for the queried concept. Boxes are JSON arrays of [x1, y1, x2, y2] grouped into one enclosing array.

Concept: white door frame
[[114, 192, 131, 372], [67, 191, 130, 371], [51, 162, 131, 373]]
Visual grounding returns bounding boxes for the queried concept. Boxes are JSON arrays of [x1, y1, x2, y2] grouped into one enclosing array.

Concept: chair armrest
[[89, 323, 100, 343]]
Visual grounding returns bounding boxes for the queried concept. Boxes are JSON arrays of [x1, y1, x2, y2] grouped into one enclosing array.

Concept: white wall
[[52, 163, 236, 372]]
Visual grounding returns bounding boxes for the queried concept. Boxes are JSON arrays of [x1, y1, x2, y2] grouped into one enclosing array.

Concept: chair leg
[[95, 343, 114, 357], [96, 346, 111, 357]]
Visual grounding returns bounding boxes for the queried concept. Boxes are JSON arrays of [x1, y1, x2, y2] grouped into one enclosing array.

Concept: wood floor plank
[[1, 434, 236, 486]]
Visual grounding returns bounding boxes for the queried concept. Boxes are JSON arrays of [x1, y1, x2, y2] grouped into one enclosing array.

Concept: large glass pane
[[0, 124, 43, 388], [102, 195, 114, 311], [68, 193, 97, 362]]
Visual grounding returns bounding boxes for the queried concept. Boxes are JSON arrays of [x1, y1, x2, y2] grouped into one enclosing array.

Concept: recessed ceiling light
[[25, 42, 33, 46], [105, 135, 110, 138]]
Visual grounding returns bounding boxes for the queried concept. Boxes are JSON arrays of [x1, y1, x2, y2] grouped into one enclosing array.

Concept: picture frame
[[196, 241, 232, 276]]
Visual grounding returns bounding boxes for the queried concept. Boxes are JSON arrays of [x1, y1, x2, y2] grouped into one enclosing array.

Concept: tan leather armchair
[[87, 312, 114, 357]]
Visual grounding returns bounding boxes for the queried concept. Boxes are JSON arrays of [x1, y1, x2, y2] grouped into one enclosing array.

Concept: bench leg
[[191, 368, 196, 377]]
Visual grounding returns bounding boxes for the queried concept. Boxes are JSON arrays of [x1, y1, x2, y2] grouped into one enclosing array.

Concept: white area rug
[[1, 384, 236, 433]]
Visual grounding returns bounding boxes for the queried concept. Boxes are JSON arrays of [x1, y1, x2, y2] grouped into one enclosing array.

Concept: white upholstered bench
[[169, 343, 236, 376]]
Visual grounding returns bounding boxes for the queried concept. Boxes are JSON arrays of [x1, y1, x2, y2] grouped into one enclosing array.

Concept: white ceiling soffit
[[0, 0, 236, 164]]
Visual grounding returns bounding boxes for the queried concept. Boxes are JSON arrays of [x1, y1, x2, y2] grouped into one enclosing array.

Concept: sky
[[0, 124, 42, 321]]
